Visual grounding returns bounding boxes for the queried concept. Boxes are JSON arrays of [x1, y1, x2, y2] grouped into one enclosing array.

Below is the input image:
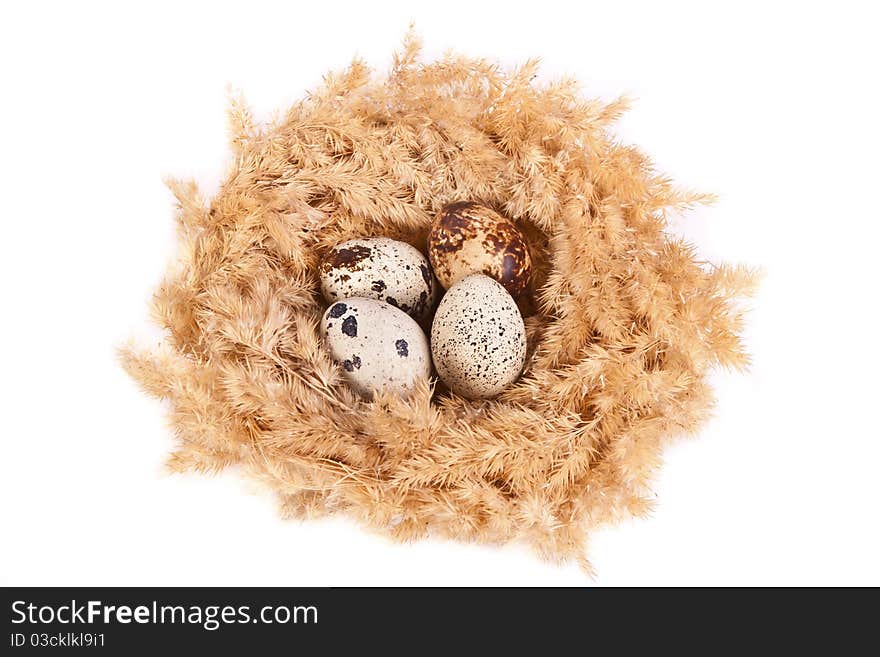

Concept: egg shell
[[431, 274, 527, 399], [321, 297, 431, 399], [319, 237, 437, 324], [428, 201, 532, 298]]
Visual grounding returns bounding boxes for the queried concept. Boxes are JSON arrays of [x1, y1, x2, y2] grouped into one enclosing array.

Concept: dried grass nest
[[122, 33, 756, 572]]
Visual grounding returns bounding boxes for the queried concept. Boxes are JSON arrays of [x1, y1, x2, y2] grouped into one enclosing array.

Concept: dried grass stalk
[[122, 32, 755, 571]]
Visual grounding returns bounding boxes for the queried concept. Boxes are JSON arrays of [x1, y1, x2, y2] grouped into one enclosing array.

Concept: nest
[[121, 32, 755, 572]]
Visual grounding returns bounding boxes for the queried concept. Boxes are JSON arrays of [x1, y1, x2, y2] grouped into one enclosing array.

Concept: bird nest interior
[[121, 33, 755, 571]]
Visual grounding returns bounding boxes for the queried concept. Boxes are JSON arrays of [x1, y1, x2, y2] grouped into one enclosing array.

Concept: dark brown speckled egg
[[428, 201, 532, 298]]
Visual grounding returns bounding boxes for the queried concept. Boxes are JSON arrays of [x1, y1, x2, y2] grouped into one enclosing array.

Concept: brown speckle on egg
[[341, 315, 358, 337], [328, 302, 348, 318], [342, 355, 362, 372], [321, 244, 373, 271], [428, 201, 532, 298]]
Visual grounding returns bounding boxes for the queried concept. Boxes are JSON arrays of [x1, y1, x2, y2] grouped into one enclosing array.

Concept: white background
[[1, 1, 878, 586]]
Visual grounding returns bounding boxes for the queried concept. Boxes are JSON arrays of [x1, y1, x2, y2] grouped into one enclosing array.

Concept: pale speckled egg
[[319, 237, 437, 324], [430, 274, 527, 399], [428, 201, 532, 299], [321, 297, 431, 398]]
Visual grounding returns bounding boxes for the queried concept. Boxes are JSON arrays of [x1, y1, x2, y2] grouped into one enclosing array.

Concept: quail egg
[[428, 201, 532, 298], [431, 274, 527, 399], [321, 297, 431, 398], [320, 237, 437, 324]]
